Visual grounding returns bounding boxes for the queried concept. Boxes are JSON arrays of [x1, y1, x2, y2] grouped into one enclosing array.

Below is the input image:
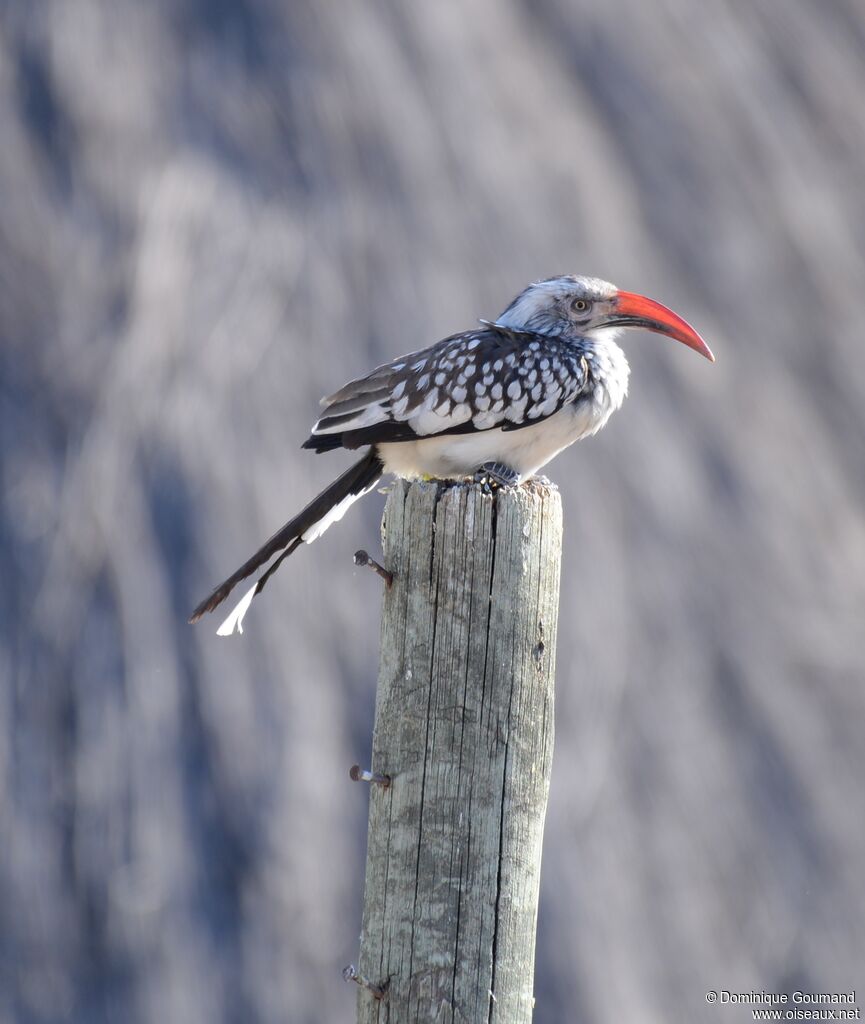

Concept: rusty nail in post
[[349, 764, 391, 788], [343, 964, 387, 1000], [353, 549, 393, 588]]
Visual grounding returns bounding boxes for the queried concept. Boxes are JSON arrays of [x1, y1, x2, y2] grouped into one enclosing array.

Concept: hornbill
[[190, 275, 713, 634]]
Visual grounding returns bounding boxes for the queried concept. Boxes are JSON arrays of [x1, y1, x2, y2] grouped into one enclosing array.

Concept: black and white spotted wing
[[302, 325, 592, 452]]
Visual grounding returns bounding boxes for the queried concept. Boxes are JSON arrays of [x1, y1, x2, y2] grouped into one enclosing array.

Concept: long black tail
[[189, 449, 384, 632]]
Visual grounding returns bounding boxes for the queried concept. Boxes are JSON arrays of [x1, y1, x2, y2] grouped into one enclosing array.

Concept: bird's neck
[[579, 328, 630, 413]]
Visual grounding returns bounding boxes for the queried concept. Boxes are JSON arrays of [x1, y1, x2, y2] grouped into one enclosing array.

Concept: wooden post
[[354, 479, 563, 1023]]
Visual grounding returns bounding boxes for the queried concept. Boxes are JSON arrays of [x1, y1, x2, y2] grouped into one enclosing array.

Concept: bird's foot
[[474, 462, 521, 493]]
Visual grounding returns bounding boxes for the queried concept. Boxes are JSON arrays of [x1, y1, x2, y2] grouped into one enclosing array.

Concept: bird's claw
[[474, 462, 521, 493]]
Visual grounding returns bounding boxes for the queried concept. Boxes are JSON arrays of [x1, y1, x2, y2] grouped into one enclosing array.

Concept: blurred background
[[2, 1, 864, 1021]]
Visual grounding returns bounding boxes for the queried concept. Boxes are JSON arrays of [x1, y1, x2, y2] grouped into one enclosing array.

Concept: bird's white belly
[[379, 394, 614, 481]]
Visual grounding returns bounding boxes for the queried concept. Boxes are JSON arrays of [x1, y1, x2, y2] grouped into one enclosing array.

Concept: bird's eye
[[571, 298, 591, 313]]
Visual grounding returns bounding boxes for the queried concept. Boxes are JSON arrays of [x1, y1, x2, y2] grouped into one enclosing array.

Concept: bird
[[190, 275, 713, 635]]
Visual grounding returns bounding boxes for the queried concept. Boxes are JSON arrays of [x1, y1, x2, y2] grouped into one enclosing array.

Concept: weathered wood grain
[[356, 479, 563, 1023]]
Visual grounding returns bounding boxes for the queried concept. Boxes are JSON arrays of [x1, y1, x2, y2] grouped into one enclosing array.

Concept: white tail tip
[[216, 581, 258, 636]]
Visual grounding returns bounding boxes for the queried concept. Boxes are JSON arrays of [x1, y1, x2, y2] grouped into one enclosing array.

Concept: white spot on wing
[[473, 410, 501, 430], [313, 401, 389, 434], [536, 394, 560, 417], [505, 395, 528, 422], [411, 402, 473, 435]]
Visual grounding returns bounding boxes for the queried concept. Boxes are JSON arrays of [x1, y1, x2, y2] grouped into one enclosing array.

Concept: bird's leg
[[474, 461, 521, 493]]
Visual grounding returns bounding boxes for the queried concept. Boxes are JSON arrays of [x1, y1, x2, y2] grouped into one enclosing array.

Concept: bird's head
[[496, 275, 714, 361]]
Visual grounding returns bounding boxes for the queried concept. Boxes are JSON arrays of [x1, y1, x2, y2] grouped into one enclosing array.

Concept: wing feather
[[303, 325, 590, 452]]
